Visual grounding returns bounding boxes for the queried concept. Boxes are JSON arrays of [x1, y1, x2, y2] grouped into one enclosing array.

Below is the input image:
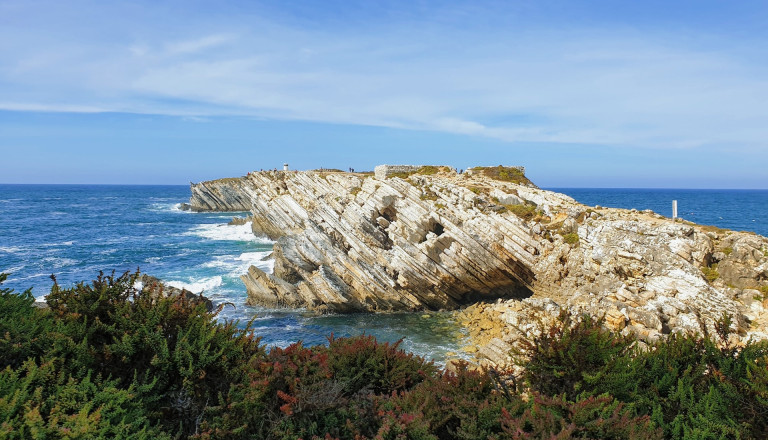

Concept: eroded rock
[[189, 167, 768, 366]]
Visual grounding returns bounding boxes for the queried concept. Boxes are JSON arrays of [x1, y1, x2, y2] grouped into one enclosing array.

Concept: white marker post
[[672, 200, 678, 221]]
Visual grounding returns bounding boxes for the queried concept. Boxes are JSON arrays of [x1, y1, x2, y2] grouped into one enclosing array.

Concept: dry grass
[[473, 166, 533, 186]]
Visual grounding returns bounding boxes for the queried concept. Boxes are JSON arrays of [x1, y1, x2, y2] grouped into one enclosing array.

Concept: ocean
[[1, 184, 766, 362], [0, 184, 460, 362], [550, 188, 768, 237]]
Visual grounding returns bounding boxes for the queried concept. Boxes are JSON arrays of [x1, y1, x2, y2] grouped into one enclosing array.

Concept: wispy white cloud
[[0, 102, 108, 113], [164, 34, 236, 55], [1, 1, 767, 151]]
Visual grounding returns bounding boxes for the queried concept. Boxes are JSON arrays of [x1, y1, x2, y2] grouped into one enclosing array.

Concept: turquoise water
[[0, 184, 460, 362]]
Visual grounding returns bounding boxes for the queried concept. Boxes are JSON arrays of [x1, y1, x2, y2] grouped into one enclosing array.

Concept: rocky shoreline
[[187, 166, 768, 369]]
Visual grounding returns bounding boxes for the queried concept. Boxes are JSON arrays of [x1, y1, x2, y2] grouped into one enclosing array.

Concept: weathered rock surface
[[188, 167, 768, 365], [187, 178, 255, 212]]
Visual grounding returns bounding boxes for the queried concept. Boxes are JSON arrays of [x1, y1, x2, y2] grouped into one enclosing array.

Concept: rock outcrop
[[186, 178, 255, 211], [188, 166, 768, 364]]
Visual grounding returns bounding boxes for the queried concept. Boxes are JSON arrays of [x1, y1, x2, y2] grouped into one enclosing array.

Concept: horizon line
[[2, 182, 767, 191]]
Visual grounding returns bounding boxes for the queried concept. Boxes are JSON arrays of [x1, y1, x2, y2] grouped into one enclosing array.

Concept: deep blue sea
[[0, 185, 461, 362], [549, 188, 768, 237], [1, 185, 766, 362]]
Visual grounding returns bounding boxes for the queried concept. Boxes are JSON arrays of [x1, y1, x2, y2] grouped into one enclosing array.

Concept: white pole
[[672, 200, 678, 220]]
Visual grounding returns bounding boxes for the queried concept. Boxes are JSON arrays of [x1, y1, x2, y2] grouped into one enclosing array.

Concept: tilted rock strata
[[187, 178, 254, 212], [188, 168, 768, 361]]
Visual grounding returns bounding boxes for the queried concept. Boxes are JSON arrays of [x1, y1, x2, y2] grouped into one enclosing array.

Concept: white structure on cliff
[[374, 164, 422, 179]]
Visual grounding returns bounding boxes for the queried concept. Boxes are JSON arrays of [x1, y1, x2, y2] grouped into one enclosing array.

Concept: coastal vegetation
[[504, 201, 538, 220], [701, 264, 720, 283], [473, 165, 533, 186], [560, 232, 580, 245], [2, 271, 768, 439]]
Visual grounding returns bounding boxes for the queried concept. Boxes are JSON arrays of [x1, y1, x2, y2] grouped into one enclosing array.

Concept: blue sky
[[1, 0, 766, 187]]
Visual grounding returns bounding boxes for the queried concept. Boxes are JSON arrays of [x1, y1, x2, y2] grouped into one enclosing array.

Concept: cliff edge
[[188, 166, 768, 362]]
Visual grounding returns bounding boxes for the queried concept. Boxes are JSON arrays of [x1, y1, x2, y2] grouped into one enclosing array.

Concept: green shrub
[[0, 359, 168, 439], [2, 272, 768, 439], [382, 362, 508, 440], [506, 202, 538, 220], [701, 264, 720, 283], [0, 273, 53, 369], [561, 232, 579, 245], [473, 166, 533, 186], [416, 166, 440, 175], [514, 311, 636, 401], [328, 335, 436, 395], [420, 190, 438, 201], [514, 309, 768, 439], [389, 171, 416, 179], [0, 271, 266, 439], [756, 285, 768, 301], [498, 394, 661, 439]]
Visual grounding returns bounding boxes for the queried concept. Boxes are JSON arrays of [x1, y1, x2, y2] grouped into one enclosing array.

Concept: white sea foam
[[0, 246, 23, 254], [42, 257, 78, 268], [167, 276, 223, 294], [201, 251, 274, 276], [185, 222, 273, 243], [148, 202, 191, 213], [40, 241, 74, 248], [236, 251, 275, 273], [1, 265, 25, 275]]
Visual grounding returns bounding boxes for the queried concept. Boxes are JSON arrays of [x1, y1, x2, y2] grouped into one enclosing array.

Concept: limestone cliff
[[188, 166, 768, 361]]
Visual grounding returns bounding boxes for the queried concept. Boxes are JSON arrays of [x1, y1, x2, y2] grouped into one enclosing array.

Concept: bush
[[701, 264, 720, 283], [2, 272, 768, 439], [382, 362, 509, 440], [0, 359, 168, 439], [474, 166, 533, 186], [506, 203, 538, 220], [0, 273, 52, 369], [515, 311, 636, 401], [628, 329, 768, 439], [417, 166, 440, 175], [561, 232, 580, 245], [0, 271, 266, 438], [497, 394, 661, 440], [513, 309, 768, 439]]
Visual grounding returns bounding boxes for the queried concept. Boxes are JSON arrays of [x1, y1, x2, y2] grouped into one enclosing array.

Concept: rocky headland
[[187, 165, 768, 368]]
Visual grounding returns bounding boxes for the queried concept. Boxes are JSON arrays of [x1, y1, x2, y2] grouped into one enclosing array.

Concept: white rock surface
[[188, 167, 768, 361]]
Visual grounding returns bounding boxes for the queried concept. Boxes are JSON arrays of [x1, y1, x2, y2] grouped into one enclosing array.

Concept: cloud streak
[[2, 1, 767, 151]]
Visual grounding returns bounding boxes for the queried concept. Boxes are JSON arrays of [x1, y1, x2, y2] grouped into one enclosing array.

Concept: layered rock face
[[188, 167, 768, 360], [185, 178, 255, 211]]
